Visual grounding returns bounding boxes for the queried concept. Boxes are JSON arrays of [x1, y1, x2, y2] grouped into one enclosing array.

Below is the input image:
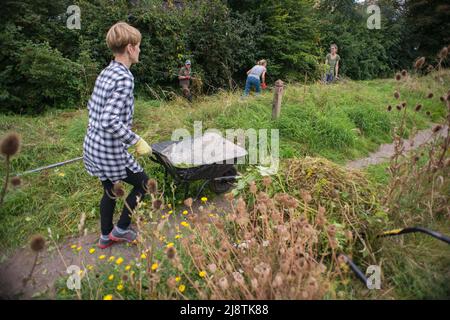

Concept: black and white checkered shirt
[[83, 60, 142, 182]]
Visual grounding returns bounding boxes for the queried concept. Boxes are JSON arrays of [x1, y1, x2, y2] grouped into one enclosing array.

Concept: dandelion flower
[[166, 242, 174, 248], [199, 271, 206, 278], [181, 221, 190, 228], [108, 256, 115, 262], [151, 263, 158, 271], [175, 234, 182, 239], [175, 276, 181, 282], [99, 255, 106, 260], [201, 197, 208, 203], [70, 244, 77, 249], [182, 210, 188, 215], [178, 284, 186, 293], [168, 203, 172, 209], [87, 265, 94, 271], [108, 274, 114, 281], [125, 265, 132, 271], [116, 284, 124, 291], [89, 248, 96, 254], [76, 246, 82, 252], [140, 253, 147, 260], [115, 257, 124, 265], [168, 210, 173, 215], [103, 294, 113, 300]]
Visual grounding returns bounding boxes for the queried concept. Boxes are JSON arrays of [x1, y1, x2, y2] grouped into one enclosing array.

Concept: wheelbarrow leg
[[195, 180, 210, 201], [183, 182, 190, 200]]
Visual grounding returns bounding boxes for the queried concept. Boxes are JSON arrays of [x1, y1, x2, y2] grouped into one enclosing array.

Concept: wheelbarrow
[[149, 134, 247, 199]]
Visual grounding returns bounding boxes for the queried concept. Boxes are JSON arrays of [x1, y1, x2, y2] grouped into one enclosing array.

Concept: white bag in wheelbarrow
[[161, 132, 247, 168]]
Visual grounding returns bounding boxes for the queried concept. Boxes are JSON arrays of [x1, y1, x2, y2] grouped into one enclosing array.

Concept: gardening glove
[[135, 138, 152, 156]]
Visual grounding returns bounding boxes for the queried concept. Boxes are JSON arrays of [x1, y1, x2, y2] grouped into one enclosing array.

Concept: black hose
[[380, 227, 450, 245], [338, 254, 368, 286]]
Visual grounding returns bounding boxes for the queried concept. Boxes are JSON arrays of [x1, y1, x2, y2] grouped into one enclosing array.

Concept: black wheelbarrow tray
[[149, 138, 247, 199]]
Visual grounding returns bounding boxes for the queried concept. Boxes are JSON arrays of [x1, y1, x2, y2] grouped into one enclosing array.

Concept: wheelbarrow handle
[[380, 227, 450, 245]]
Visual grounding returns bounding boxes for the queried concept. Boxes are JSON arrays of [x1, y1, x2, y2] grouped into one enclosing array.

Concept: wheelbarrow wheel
[[209, 167, 237, 194]]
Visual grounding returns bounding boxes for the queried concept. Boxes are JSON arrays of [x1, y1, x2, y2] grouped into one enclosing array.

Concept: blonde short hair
[[258, 59, 267, 66], [106, 22, 142, 54], [330, 44, 338, 50]]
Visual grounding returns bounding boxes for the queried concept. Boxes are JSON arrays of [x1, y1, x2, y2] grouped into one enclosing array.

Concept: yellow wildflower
[[108, 274, 114, 281], [199, 271, 206, 278], [115, 257, 124, 265], [70, 244, 77, 249], [168, 210, 173, 215], [166, 242, 174, 248], [175, 276, 181, 282], [58, 172, 65, 177], [89, 248, 96, 254], [99, 255, 106, 260], [201, 197, 207, 203], [181, 221, 190, 228], [151, 263, 158, 271], [182, 210, 188, 215], [76, 246, 82, 251], [87, 265, 94, 271], [103, 294, 113, 300], [178, 284, 186, 293], [125, 265, 132, 271], [175, 234, 182, 239], [140, 253, 147, 260], [116, 284, 124, 291]]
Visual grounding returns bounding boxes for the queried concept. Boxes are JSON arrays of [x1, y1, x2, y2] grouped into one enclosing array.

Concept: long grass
[[0, 71, 448, 258]]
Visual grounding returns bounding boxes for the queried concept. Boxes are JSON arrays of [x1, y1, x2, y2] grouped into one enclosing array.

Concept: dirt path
[[346, 125, 448, 169], [0, 195, 232, 299]]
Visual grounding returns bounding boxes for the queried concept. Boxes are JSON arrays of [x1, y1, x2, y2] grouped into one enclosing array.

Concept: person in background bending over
[[325, 44, 340, 83], [178, 60, 193, 102], [243, 59, 267, 97]]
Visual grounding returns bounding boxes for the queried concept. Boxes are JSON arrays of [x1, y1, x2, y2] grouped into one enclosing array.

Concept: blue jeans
[[326, 73, 334, 83], [244, 76, 261, 96]]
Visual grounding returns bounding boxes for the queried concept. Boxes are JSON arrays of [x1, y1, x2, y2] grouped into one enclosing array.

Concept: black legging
[[100, 167, 149, 236]]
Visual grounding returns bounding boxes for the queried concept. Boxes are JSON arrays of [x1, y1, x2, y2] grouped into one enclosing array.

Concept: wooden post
[[272, 79, 284, 119]]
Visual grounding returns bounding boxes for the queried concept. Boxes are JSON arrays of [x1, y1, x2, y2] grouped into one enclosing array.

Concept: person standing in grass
[[325, 44, 340, 83], [243, 59, 267, 97], [83, 22, 152, 249], [178, 60, 193, 102]]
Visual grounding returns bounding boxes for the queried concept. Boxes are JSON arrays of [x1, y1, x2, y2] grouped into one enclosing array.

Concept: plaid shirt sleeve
[[100, 76, 140, 146]]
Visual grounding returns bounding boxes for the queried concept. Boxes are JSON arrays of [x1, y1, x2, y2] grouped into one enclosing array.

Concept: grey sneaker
[[98, 237, 114, 249], [109, 226, 137, 243]]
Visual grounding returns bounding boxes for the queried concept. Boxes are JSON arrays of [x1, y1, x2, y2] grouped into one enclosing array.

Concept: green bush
[[1, 42, 85, 113]]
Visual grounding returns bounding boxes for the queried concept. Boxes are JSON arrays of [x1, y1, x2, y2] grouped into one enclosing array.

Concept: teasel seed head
[[394, 91, 400, 99], [439, 46, 448, 59], [401, 69, 407, 77], [146, 179, 157, 194], [112, 182, 125, 198], [414, 57, 425, 69], [427, 92, 434, 99], [11, 176, 22, 187], [30, 234, 45, 252], [152, 199, 162, 210], [396, 105, 402, 111], [0, 132, 21, 157], [414, 104, 422, 112], [184, 197, 193, 207], [395, 73, 401, 81], [387, 105, 392, 112], [432, 125, 442, 133]]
